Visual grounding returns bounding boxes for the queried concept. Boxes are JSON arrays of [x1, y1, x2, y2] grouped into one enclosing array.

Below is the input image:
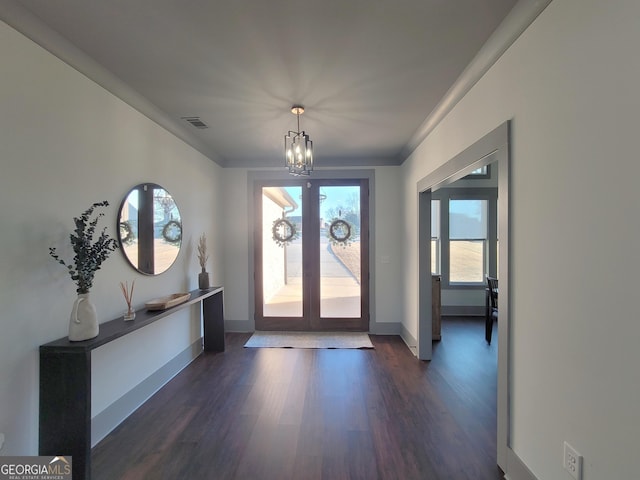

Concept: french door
[[254, 179, 369, 331]]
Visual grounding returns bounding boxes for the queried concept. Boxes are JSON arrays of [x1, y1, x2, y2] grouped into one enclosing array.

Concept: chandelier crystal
[[284, 105, 313, 176]]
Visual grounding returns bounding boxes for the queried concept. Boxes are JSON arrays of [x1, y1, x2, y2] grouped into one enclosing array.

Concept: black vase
[[198, 270, 210, 290]]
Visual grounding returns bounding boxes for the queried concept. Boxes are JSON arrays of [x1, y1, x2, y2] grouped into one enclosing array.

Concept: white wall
[[0, 20, 223, 454], [401, 0, 640, 478], [220, 168, 252, 325], [372, 166, 404, 328]]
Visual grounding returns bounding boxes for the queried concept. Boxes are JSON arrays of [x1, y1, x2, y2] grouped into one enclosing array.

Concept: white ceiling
[[1, 0, 521, 168]]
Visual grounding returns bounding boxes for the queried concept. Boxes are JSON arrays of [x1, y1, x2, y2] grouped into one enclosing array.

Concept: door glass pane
[[262, 186, 302, 317], [449, 199, 487, 283], [320, 186, 361, 318]]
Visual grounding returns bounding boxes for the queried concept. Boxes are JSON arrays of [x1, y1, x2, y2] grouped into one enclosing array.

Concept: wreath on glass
[[327, 218, 354, 247], [119, 221, 135, 245], [272, 218, 299, 247], [162, 220, 182, 244]]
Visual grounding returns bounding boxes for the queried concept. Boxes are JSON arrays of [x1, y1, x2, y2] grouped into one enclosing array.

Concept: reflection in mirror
[[118, 183, 182, 275]]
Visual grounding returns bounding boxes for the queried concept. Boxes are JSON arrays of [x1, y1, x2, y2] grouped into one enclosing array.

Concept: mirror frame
[[117, 183, 182, 275]]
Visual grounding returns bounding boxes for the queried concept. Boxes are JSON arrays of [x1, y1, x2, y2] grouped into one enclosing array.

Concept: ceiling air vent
[[181, 116, 209, 129]]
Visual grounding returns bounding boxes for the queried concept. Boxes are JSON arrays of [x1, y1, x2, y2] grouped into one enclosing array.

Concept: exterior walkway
[[263, 237, 360, 318]]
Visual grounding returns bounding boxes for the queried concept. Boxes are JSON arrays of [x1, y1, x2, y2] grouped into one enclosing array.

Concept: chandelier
[[284, 105, 314, 176]]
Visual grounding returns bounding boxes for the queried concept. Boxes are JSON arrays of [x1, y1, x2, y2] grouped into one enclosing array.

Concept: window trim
[[432, 188, 498, 289]]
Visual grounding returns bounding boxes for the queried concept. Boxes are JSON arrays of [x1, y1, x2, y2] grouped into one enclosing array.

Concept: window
[[464, 165, 490, 178], [431, 187, 497, 289], [449, 199, 488, 283], [431, 200, 440, 274]]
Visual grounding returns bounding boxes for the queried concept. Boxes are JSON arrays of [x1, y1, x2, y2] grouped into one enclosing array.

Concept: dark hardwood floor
[[92, 317, 501, 480]]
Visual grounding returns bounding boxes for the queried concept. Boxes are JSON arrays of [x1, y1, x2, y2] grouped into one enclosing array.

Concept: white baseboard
[[224, 319, 253, 332], [399, 323, 418, 356], [504, 448, 538, 480], [369, 321, 402, 335], [441, 305, 485, 316], [225, 320, 403, 335]]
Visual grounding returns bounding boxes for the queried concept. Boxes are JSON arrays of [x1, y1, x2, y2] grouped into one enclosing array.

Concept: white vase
[[69, 293, 99, 341]]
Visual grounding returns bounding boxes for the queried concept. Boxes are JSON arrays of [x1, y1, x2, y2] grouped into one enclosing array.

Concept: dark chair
[[485, 276, 498, 344]]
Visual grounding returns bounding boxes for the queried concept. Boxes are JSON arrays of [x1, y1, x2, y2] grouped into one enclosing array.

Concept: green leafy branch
[[49, 201, 119, 294]]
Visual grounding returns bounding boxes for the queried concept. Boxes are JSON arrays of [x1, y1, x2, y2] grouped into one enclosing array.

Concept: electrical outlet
[[564, 441, 582, 479]]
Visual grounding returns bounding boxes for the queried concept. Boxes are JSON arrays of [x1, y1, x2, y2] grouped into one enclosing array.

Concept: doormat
[[244, 331, 374, 349]]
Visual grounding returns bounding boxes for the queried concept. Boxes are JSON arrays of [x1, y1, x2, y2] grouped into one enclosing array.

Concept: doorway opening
[[417, 122, 510, 470]]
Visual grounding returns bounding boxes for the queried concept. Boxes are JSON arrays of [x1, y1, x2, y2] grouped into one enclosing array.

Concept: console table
[[39, 286, 224, 480]]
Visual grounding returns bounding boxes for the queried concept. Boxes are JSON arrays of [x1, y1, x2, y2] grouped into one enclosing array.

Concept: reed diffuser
[[120, 280, 136, 321]]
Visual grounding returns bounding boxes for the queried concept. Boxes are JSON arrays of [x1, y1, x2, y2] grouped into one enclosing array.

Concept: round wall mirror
[[118, 183, 182, 275]]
